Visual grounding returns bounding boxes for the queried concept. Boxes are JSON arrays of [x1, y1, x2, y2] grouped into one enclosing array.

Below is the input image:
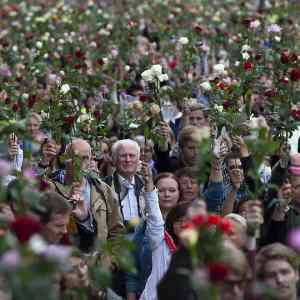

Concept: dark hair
[[38, 192, 71, 224], [224, 152, 241, 167], [165, 201, 191, 245], [175, 167, 198, 180]]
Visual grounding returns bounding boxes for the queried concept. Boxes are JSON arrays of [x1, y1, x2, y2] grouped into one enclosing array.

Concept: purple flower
[[267, 24, 281, 34], [1, 250, 21, 268], [288, 227, 300, 252], [23, 168, 36, 181], [0, 160, 11, 177], [0, 64, 12, 78], [43, 245, 71, 262]]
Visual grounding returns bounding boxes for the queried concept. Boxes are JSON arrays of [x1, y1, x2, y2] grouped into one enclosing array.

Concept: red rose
[[217, 82, 225, 90], [139, 94, 148, 102], [289, 68, 300, 81], [264, 89, 276, 97], [219, 218, 232, 234], [194, 24, 203, 34], [290, 109, 300, 120], [280, 50, 289, 64], [190, 215, 206, 227], [255, 53, 263, 61], [64, 115, 75, 125], [12, 103, 19, 112], [97, 58, 104, 65], [208, 261, 228, 282], [75, 47, 85, 59], [280, 77, 289, 85], [207, 214, 222, 226], [27, 95, 36, 109], [243, 60, 253, 71], [168, 59, 177, 70], [223, 100, 231, 110], [74, 63, 82, 70], [10, 216, 42, 244]]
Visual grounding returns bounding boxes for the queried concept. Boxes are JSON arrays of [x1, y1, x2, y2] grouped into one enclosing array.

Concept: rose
[[243, 60, 253, 71], [141, 69, 154, 82], [60, 83, 71, 94], [267, 24, 281, 34], [29, 234, 47, 254], [179, 228, 199, 248], [178, 37, 189, 45], [149, 103, 160, 115], [158, 74, 169, 82], [150, 64, 163, 76], [10, 216, 42, 244], [208, 261, 228, 282], [289, 68, 300, 81], [213, 63, 226, 75], [200, 81, 212, 91]]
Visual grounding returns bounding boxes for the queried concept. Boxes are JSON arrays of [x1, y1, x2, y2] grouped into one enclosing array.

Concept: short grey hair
[[111, 139, 140, 162]]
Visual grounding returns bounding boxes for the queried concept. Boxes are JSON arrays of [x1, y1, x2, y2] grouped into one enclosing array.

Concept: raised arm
[[142, 162, 164, 250]]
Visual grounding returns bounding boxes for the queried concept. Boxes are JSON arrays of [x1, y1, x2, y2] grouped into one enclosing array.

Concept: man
[[176, 167, 200, 202], [104, 139, 145, 224], [263, 153, 300, 245], [51, 138, 123, 252], [38, 191, 72, 244], [256, 243, 299, 300], [156, 125, 210, 173]]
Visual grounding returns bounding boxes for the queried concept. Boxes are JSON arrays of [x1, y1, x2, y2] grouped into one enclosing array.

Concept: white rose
[[241, 44, 251, 52], [213, 63, 226, 75], [158, 74, 169, 82], [200, 81, 212, 91], [141, 69, 154, 82], [242, 52, 250, 60], [250, 20, 261, 29], [214, 104, 224, 113], [36, 41, 43, 49], [60, 83, 70, 94], [125, 65, 131, 72], [150, 64, 162, 76], [274, 36, 281, 42], [179, 228, 198, 248], [178, 37, 189, 45], [29, 235, 47, 254]]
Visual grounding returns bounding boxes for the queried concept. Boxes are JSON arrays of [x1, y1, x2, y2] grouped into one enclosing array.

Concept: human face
[[227, 159, 244, 185], [26, 117, 40, 138], [262, 259, 299, 300], [178, 175, 199, 202], [116, 144, 139, 179], [75, 143, 91, 172], [41, 213, 70, 244], [181, 141, 198, 165], [291, 175, 300, 205], [140, 144, 153, 163], [225, 220, 246, 250], [189, 110, 207, 128], [157, 178, 180, 212], [221, 272, 247, 300]]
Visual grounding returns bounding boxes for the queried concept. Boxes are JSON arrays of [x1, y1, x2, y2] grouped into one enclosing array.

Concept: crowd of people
[[0, 0, 300, 300]]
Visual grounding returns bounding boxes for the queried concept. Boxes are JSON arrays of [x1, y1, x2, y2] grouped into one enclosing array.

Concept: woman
[[154, 172, 181, 219], [22, 112, 47, 166], [139, 162, 191, 300]]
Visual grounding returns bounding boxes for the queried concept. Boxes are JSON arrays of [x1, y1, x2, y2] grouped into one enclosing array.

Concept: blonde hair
[[26, 112, 42, 125]]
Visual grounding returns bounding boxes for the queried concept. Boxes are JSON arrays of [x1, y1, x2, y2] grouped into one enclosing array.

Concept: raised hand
[[41, 139, 58, 165], [8, 133, 18, 158], [141, 161, 154, 192]]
